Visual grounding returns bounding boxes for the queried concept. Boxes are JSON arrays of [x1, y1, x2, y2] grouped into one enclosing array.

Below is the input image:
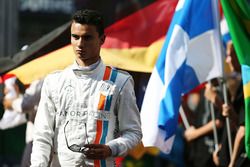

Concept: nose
[[76, 38, 85, 48]]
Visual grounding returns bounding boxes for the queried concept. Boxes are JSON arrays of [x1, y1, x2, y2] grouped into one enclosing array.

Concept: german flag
[[7, 0, 178, 85]]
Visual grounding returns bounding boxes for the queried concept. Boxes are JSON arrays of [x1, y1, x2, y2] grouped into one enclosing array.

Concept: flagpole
[[179, 106, 190, 129], [209, 99, 219, 151], [221, 78, 233, 157], [212, 0, 232, 158]]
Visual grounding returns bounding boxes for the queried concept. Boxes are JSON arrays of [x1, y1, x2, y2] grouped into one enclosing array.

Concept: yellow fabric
[[244, 81, 250, 99], [145, 147, 160, 156], [101, 39, 163, 73], [128, 142, 146, 160], [8, 46, 74, 85], [8, 39, 164, 84]]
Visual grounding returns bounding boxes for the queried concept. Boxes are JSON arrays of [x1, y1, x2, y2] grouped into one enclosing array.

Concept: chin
[[79, 57, 90, 62], [76, 55, 87, 61]]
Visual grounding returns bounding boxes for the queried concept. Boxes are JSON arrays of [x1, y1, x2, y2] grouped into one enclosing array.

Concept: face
[[226, 41, 241, 73], [71, 21, 105, 66]]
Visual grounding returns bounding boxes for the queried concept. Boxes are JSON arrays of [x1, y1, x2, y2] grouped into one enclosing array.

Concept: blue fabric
[[156, 0, 218, 140], [242, 64, 250, 85], [159, 126, 185, 167]]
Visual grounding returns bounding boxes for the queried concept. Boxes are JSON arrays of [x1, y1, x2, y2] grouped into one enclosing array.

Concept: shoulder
[[42, 67, 71, 90], [109, 67, 133, 91], [44, 66, 72, 82], [108, 66, 130, 78], [109, 67, 131, 82], [44, 70, 63, 82], [116, 69, 131, 78]]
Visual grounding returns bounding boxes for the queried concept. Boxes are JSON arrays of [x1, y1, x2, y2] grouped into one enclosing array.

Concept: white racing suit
[[31, 60, 142, 167]]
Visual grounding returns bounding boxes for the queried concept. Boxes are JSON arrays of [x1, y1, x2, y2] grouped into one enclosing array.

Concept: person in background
[[0, 75, 27, 167], [0, 74, 26, 130], [4, 79, 43, 167], [30, 9, 142, 167], [183, 82, 224, 167], [205, 41, 250, 167]]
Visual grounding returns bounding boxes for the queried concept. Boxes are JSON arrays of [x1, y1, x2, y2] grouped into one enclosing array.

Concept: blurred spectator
[[206, 41, 250, 167], [3, 79, 43, 167], [183, 83, 224, 167], [0, 74, 26, 130], [0, 74, 27, 166]]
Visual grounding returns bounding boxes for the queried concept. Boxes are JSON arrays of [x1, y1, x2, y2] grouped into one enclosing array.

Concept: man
[[30, 9, 142, 167]]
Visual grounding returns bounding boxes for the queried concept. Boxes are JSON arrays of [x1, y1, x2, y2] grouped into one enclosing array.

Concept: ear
[[100, 34, 106, 45]]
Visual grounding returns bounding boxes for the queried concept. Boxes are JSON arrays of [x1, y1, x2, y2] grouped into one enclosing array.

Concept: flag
[[242, 65, 250, 158], [221, 0, 250, 158], [0, 0, 157, 75], [8, 0, 178, 84], [141, 0, 223, 153], [220, 0, 250, 66], [220, 16, 231, 48]]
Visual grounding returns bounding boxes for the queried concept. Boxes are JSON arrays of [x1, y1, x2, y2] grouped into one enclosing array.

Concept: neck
[[76, 59, 100, 71], [76, 56, 100, 67]]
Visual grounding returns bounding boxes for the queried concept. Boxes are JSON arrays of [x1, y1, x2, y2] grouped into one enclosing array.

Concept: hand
[[222, 103, 232, 117], [84, 144, 112, 160], [184, 126, 197, 142], [212, 145, 221, 166]]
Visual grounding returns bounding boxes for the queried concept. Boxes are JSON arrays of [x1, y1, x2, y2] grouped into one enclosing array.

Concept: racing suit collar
[[72, 59, 104, 77]]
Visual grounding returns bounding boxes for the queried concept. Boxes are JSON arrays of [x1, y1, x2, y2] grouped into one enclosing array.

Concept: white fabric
[[0, 77, 26, 130], [141, 0, 223, 154], [186, 30, 223, 82], [141, 68, 175, 153], [11, 79, 43, 143], [31, 60, 142, 167]]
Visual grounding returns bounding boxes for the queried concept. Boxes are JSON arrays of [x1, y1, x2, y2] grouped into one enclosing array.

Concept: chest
[[53, 77, 119, 122]]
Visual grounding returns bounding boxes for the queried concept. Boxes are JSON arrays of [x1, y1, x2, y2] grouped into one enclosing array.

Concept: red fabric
[[115, 157, 124, 167], [218, 0, 223, 18], [0, 76, 3, 84], [182, 83, 206, 101], [103, 0, 178, 48], [2, 73, 16, 82]]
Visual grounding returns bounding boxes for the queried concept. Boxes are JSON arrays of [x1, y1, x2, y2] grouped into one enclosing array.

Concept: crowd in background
[[0, 4, 249, 164], [0, 39, 249, 167]]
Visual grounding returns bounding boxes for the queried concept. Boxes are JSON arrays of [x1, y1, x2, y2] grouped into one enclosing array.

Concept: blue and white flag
[[141, 0, 223, 153], [220, 16, 231, 47]]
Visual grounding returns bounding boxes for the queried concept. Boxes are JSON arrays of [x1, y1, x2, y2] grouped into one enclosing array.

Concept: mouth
[[76, 50, 85, 56]]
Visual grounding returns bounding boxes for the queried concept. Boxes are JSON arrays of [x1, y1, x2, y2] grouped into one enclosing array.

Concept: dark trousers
[[20, 141, 33, 167]]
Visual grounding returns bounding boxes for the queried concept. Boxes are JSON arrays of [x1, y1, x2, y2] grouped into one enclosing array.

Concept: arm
[[184, 119, 223, 142], [21, 80, 43, 112], [107, 76, 142, 157], [204, 83, 238, 129], [30, 77, 56, 167], [5, 80, 43, 114], [228, 125, 245, 167]]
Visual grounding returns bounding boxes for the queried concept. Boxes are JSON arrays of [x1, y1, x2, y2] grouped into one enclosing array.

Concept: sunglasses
[[64, 121, 90, 153]]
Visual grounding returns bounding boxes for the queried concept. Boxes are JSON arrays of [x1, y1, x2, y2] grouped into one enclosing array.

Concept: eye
[[71, 34, 80, 40], [83, 35, 93, 41]]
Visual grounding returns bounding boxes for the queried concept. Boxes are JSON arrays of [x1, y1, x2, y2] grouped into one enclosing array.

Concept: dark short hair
[[15, 78, 26, 94], [72, 9, 104, 36]]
